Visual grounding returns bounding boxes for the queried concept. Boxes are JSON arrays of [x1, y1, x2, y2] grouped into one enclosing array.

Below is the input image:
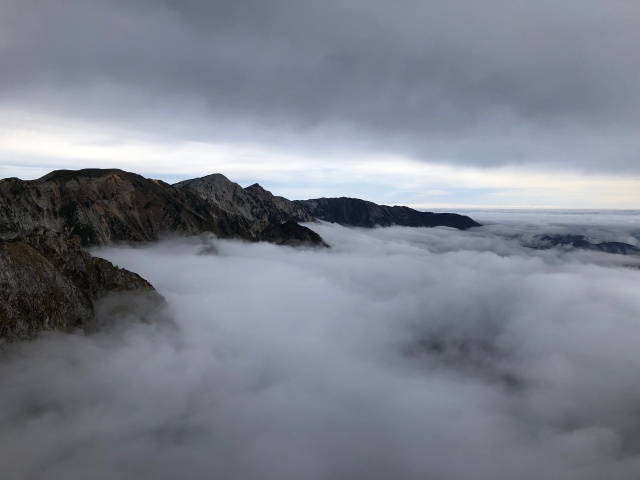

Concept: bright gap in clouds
[[1, 214, 640, 479], [1, 112, 640, 208]]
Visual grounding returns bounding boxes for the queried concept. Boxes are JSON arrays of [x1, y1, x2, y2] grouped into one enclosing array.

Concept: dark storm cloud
[[1, 0, 640, 170]]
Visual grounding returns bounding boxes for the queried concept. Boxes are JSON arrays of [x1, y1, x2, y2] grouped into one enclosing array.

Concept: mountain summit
[[174, 174, 314, 239]]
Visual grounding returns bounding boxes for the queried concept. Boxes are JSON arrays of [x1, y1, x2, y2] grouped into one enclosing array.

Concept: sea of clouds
[[1, 211, 640, 480]]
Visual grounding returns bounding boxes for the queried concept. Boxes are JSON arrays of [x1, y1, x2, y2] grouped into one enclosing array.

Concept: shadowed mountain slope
[[294, 197, 482, 230], [175, 175, 481, 231], [174, 174, 314, 238], [260, 220, 330, 248]]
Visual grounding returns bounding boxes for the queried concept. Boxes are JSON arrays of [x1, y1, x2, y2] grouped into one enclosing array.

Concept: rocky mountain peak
[[245, 182, 267, 193], [0, 169, 254, 246], [175, 175, 316, 238]]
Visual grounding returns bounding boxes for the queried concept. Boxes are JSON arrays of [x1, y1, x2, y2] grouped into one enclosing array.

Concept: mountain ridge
[[175, 175, 481, 231], [174, 174, 314, 239], [294, 196, 482, 230], [0, 167, 481, 341], [0, 168, 254, 246]]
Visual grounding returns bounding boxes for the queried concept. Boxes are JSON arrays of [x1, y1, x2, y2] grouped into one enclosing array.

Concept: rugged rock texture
[[0, 167, 481, 340], [260, 221, 330, 248], [174, 174, 314, 238], [0, 169, 330, 340], [0, 169, 253, 246], [534, 234, 640, 255], [176, 174, 481, 236], [0, 228, 159, 341], [245, 183, 315, 225], [294, 197, 482, 230]]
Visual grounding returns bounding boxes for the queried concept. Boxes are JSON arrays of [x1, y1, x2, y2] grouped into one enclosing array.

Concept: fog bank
[[1, 213, 640, 479]]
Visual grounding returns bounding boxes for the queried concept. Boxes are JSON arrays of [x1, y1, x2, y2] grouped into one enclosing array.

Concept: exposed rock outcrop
[[244, 183, 315, 225], [174, 174, 314, 238], [294, 197, 482, 230], [0, 228, 160, 341], [0, 169, 253, 247]]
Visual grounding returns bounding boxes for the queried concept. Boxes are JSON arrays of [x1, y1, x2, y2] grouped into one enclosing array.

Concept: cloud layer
[[1, 213, 640, 479], [2, 0, 640, 172]]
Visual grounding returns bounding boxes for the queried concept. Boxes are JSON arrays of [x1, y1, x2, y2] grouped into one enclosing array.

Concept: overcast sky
[[1, 0, 639, 208]]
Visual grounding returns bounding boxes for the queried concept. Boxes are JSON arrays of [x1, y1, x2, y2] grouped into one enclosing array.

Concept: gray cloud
[[1, 0, 639, 171], [1, 214, 640, 479]]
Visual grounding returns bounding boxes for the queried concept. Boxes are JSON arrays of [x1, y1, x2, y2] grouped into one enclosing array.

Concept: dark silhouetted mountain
[[535, 234, 640, 255], [294, 197, 481, 229], [260, 220, 330, 248], [0, 227, 160, 341]]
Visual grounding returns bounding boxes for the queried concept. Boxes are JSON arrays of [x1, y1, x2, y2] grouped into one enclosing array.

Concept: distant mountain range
[[532, 234, 640, 255], [0, 168, 481, 340]]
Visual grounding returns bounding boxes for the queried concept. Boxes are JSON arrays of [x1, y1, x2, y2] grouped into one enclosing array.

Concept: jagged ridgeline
[[173, 173, 481, 233], [0, 168, 481, 340]]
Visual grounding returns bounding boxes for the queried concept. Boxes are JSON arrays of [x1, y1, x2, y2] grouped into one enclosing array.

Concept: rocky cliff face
[[0, 228, 159, 341], [0, 169, 253, 247], [294, 197, 482, 230], [244, 183, 315, 225], [174, 174, 314, 239]]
